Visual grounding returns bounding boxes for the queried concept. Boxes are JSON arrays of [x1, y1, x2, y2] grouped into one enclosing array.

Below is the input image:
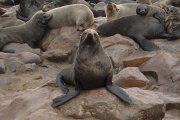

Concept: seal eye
[[85, 17, 88, 21]]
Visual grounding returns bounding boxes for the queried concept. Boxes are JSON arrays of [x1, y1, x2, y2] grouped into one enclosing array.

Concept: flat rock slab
[[0, 85, 179, 120]]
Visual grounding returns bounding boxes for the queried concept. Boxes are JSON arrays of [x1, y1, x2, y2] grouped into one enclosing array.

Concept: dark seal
[[96, 15, 175, 51], [16, 0, 44, 21], [0, 11, 52, 50], [51, 29, 133, 107]]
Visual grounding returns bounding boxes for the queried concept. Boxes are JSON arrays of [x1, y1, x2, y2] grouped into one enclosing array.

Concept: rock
[[113, 67, 152, 88], [101, 34, 139, 72], [1, 5, 19, 17], [0, 59, 6, 74], [140, 51, 180, 85], [16, 63, 38, 73], [153, 38, 180, 53], [40, 26, 81, 52], [0, 52, 15, 59], [0, 76, 19, 85], [0, 85, 180, 120], [2, 43, 41, 55], [6, 57, 23, 72], [42, 49, 70, 62], [163, 109, 180, 120], [123, 51, 157, 67], [94, 17, 107, 28], [17, 52, 42, 64]]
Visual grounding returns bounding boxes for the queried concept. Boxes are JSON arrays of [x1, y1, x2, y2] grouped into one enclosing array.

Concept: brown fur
[[0, 11, 52, 50]]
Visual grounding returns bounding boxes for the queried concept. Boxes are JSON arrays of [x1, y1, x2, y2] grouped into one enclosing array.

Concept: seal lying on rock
[[46, 4, 94, 31], [136, 4, 167, 23], [16, 0, 44, 21], [51, 29, 133, 107], [105, 2, 139, 21], [0, 11, 52, 50], [96, 15, 175, 51]]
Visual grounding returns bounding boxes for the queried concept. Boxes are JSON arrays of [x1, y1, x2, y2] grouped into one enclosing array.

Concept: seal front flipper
[[106, 74, 133, 105], [16, 11, 29, 22], [133, 36, 160, 51], [56, 73, 69, 94], [51, 81, 81, 108]]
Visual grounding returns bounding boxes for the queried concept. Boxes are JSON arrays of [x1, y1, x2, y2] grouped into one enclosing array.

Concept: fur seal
[[16, 0, 44, 21], [46, 4, 94, 31], [136, 4, 167, 23], [0, 11, 52, 50], [105, 2, 140, 21], [136, 0, 152, 4], [96, 15, 175, 51], [0, 17, 24, 28], [153, 0, 180, 8], [51, 29, 133, 107], [0, 0, 20, 5], [43, 0, 101, 17]]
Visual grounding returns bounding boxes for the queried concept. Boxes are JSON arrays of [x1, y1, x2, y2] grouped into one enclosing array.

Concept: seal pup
[[105, 2, 140, 21], [136, 4, 167, 23], [51, 29, 133, 107], [16, 0, 44, 21], [96, 15, 174, 51], [46, 4, 94, 31], [0, 11, 52, 50]]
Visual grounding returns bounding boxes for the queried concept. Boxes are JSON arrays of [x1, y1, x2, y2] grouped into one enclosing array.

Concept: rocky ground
[[0, 3, 180, 120]]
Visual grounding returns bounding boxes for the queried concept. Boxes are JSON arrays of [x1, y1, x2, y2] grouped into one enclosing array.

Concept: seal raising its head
[[52, 29, 133, 107]]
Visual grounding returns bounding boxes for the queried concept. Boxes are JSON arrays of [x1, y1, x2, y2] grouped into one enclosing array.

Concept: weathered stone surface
[[0, 76, 19, 85], [0, 85, 179, 120], [153, 39, 180, 53], [2, 43, 41, 55], [113, 67, 151, 88], [42, 49, 70, 62], [0, 52, 15, 59], [140, 51, 180, 85], [1, 5, 19, 17], [16, 63, 38, 73], [41, 26, 81, 52], [163, 109, 180, 120], [123, 51, 157, 67], [6, 57, 23, 72], [17, 52, 42, 64], [0, 59, 6, 74], [101, 34, 139, 72]]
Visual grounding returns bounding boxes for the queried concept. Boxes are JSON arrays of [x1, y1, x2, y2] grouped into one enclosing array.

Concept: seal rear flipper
[[56, 73, 69, 94], [133, 36, 160, 51]]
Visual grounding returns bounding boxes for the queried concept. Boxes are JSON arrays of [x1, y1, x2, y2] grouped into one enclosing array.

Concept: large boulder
[[0, 85, 179, 120], [113, 67, 151, 88]]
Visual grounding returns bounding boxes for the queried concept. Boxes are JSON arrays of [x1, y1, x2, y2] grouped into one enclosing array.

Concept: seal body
[[46, 4, 94, 31], [136, 4, 167, 22], [105, 2, 139, 21], [16, 0, 44, 21], [52, 29, 133, 107], [96, 15, 174, 51], [0, 11, 52, 50]]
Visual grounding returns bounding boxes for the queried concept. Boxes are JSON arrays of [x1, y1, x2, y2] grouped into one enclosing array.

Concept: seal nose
[[85, 33, 96, 45]]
